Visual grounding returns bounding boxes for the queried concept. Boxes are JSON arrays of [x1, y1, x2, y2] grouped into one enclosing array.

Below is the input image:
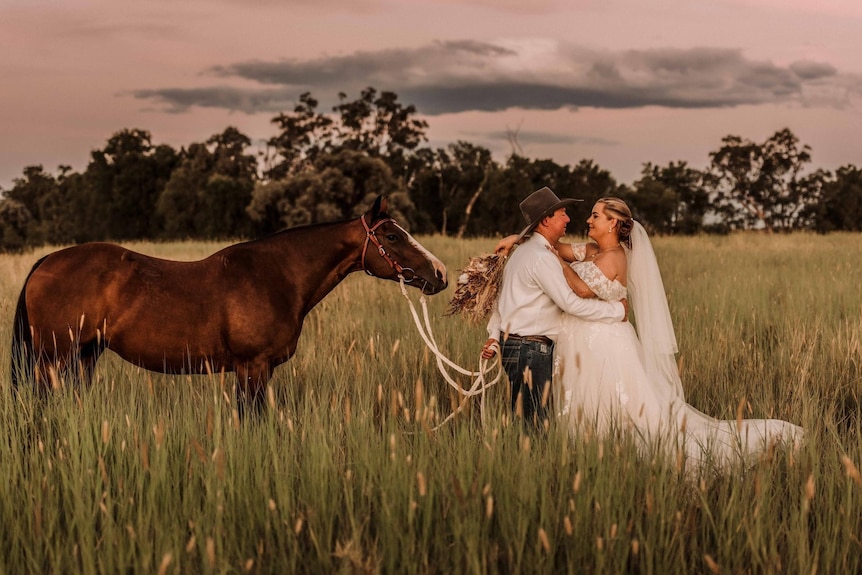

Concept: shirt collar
[[527, 232, 553, 249]]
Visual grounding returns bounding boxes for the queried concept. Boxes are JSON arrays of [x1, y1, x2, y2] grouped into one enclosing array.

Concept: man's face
[[541, 208, 570, 241]]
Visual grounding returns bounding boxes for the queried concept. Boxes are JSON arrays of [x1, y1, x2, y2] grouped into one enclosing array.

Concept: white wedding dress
[[555, 224, 803, 468]]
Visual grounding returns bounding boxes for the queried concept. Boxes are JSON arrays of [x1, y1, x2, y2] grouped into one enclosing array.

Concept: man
[[482, 187, 626, 429]]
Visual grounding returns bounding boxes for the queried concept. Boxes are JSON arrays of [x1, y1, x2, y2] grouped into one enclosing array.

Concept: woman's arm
[[556, 253, 596, 298], [495, 234, 589, 263]]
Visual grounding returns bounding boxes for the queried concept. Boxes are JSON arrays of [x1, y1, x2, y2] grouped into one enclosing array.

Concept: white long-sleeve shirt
[[487, 233, 625, 341]]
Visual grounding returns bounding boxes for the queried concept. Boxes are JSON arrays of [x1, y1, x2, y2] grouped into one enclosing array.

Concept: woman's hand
[[494, 234, 520, 256]]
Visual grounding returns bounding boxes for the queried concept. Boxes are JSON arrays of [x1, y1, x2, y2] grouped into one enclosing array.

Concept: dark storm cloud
[[789, 60, 838, 80], [398, 82, 748, 115], [483, 130, 618, 146], [131, 86, 299, 114], [133, 41, 860, 115], [207, 41, 517, 87]]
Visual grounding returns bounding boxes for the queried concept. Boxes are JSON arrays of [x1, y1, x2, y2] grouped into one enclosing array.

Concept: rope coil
[[398, 277, 503, 429]]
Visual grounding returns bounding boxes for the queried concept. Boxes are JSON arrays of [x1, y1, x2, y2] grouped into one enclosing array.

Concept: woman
[[496, 198, 803, 467]]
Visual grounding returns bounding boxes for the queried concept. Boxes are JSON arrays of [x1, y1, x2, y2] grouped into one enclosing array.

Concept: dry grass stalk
[[446, 252, 507, 323]]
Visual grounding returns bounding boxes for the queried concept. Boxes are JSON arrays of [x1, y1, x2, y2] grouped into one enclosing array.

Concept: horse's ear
[[371, 195, 388, 219]]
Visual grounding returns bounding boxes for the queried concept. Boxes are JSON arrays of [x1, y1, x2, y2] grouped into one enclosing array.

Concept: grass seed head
[[841, 455, 862, 484], [206, 537, 216, 568], [101, 420, 110, 445], [704, 554, 720, 574], [805, 474, 815, 502], [157, 553, 172, 575]]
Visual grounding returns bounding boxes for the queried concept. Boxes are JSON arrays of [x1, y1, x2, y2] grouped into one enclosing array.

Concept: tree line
[[2, 87, 861, 252]]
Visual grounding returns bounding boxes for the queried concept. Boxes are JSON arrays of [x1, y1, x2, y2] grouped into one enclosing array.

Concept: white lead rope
[[398, 278, 504, 429]]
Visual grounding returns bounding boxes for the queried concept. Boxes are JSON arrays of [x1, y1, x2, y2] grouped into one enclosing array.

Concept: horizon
[[2, 0, 861, 190]]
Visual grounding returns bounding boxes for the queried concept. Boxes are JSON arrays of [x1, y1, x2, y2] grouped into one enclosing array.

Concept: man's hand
[[481, 338, 500, 359], [620, 298, 629, 321]]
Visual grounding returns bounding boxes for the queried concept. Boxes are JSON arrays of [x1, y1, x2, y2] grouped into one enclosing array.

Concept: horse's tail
[[11, 255, 48, 391]]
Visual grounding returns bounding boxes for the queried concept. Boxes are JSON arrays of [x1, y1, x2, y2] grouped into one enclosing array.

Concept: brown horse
[[11, 195, 447, 409]]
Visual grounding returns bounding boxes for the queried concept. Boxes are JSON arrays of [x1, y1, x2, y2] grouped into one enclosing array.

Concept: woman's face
[[586, 202, 614, 242]]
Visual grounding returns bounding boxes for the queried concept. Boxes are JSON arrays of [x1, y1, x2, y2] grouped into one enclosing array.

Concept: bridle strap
[[361, 214, 411, 279]]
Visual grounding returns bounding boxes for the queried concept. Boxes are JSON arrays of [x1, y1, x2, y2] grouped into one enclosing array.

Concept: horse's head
[[360, 196, 448, 295]]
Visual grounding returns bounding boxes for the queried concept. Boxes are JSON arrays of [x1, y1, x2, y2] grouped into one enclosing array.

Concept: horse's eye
[[386, 234, 399, 242]]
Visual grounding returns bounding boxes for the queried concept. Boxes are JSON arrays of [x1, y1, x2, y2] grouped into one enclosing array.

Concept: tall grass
[[0, 233, 861, 573]]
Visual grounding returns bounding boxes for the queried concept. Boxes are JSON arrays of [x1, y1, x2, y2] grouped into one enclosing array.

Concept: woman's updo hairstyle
[[597, 197, 634, 248]]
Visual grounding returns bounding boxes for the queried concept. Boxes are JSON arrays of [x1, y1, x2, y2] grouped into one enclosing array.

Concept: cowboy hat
[[515, 186, 583, 242]]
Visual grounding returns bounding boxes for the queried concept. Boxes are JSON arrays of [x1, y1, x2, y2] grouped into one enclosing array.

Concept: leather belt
[[505, 333, 553, 346]]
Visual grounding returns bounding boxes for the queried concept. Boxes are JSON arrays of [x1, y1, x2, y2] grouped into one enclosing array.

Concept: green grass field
[[1, 233, 861, 574]]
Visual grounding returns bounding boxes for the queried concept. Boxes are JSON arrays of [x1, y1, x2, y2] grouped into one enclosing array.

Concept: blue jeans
[[501, 338, 555, 429]]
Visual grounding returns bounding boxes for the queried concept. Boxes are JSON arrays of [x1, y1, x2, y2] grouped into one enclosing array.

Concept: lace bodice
[[571, 260, 627, 302]]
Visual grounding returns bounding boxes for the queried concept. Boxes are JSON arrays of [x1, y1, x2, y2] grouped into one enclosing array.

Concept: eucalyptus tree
[[2, 165, 56, 246], [408, 141, 497, 236], [157, 126, 257, 239], [811, 165, 862, 232], [83, 129, 178, 241], [247, 149, 406, 236], [0, 197, 32, 252], [0, 165, 88, 248], [567, 159, 626, 229], [265, 93, 334, 180], [708, 128, 818, 231], [465, 156, 623, 238], [332, 87, 429, 180], [630, 161, 709, 234], [265, 87, 428, 183]]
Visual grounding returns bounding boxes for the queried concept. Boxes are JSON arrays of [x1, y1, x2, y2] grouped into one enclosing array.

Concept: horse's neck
[[269, 218, 365, 312]]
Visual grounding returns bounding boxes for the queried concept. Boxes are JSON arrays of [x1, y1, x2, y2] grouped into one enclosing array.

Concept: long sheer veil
[[625, 221, 685, 400]]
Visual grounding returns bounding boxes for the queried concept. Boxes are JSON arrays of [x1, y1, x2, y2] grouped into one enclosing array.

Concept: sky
[[2, 0, 862, 191]]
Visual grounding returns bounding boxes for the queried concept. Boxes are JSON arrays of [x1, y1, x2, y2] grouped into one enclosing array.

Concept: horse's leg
[[235, 360, 273, 417], [74, 339, 105, 388], [33, 355, 56, 397], [31, 330, 66, 394], [32, 334, 103, 393]]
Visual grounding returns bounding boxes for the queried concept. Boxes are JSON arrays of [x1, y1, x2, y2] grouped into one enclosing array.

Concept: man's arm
[[535, 255, 625, 323], [482, 306, 502, 358]]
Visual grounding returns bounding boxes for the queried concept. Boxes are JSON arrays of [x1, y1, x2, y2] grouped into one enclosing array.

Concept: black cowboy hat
[[515, 186, 583, 242]]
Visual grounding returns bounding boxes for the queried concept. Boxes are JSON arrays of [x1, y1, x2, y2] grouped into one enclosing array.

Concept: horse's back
[[23, 241, 295, 372], [28, 242, 131, 303], [26, 243, 208, 356]]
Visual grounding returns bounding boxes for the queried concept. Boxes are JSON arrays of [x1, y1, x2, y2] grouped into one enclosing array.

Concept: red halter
[[360, 215, 416, 283]]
